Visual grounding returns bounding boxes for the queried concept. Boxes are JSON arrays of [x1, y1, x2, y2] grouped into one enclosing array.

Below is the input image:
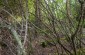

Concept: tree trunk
[[34, 0, 42, 37]]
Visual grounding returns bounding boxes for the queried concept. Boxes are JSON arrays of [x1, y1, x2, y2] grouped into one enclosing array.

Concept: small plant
[[40, 41, 47, 48], [40, 40, 56, 48]]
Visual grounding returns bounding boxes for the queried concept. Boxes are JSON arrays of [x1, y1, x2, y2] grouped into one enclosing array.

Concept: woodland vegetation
[[0, 0, 85, 55]]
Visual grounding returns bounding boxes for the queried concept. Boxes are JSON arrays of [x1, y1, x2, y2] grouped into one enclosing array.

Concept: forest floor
[[31, 36, 85, 55], [0, 28, 85, 55], [31, 36, 71, 55]]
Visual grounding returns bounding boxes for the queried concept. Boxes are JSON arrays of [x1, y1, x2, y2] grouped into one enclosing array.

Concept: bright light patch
[[63, 0, 66, 3]]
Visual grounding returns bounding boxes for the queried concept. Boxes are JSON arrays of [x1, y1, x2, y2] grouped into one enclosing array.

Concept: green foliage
[[28, 0, 35, 22]]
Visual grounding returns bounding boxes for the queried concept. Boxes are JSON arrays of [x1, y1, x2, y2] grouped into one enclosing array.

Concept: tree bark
[[34, 0, 42, 37]]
